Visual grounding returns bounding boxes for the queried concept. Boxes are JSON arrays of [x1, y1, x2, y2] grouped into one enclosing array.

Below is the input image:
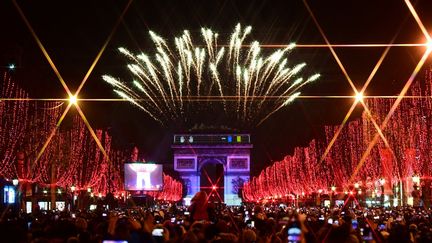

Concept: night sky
[[1, 0, 432, 175]]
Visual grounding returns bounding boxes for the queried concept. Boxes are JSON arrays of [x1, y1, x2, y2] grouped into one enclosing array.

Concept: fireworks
[[103, 24, 319, 127]]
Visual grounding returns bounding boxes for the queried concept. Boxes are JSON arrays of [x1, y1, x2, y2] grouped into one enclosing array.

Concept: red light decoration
[[143, 174, 183, 201], [243, 68, 432, 202], [0, 71, 182, 200]]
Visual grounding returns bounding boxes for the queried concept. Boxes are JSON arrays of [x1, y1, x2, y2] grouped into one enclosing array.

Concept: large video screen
[[124, 163, 163, 191]]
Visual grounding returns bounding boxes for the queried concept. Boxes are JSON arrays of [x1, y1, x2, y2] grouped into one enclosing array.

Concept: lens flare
[[355, 92, 364, 103], [69, 95, 77, 105]]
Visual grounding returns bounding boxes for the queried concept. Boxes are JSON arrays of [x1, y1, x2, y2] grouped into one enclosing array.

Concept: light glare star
[[427, 40, 432, 50], [355, 92, 364, 103], [69, 95, 77, 105]]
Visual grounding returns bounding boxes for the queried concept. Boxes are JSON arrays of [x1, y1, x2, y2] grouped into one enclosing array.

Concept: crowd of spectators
[[1, 192, 432, 243]]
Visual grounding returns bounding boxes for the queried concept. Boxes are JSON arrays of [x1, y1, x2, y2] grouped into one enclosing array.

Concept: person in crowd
[[188, 191, 213, 222], [2, 201, 432, 242]]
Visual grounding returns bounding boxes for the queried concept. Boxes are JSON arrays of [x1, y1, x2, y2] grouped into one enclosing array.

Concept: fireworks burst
[[103, 24, 319, 127]]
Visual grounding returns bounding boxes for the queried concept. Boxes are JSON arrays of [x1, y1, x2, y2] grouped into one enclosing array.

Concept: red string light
[[0, 71, 182, 200], [244, 68, 432, 202]]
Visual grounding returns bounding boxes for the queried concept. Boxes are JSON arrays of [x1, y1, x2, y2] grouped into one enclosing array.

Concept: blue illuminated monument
[[173, 134, 251, 205]]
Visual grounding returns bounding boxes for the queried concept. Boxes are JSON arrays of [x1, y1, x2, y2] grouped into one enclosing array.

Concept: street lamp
[[354, 182, 360, 189], [412, 174, 421, 207], [379, 178, 386, 205], [69, 95, 77, 105], [330, 186, 336, 208], [70, 185, 76, 211], [12, 179, 19, 186], [12, 179, 20, 211], [355, 92, 364, 103], [412, 174, 420, 185]]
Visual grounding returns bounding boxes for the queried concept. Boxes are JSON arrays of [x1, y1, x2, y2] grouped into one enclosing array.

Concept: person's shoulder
[[347, 233, 360, 243]]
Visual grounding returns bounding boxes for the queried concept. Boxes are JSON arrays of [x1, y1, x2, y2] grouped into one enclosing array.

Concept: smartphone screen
[[152, 228, 163, 237], [287, 227, 301, 242], [352, 219, 358, 229]]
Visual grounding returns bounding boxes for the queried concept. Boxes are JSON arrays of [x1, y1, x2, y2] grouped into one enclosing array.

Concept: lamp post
[[12, 179, 20, 211], [412, 174, 421, 207], [412, 174, 420, 186], [331, 186, 336, 207], [70, 185, 76, 211], [379, 178, 386, 205]]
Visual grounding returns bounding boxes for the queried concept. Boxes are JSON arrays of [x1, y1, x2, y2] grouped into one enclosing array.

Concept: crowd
[[1, 191, 432, 243]]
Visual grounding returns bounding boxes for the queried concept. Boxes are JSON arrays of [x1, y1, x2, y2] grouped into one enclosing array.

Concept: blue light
[[8, 64, 16, 70], [3, 186, 16, 204], [227, 136, 232, 143]]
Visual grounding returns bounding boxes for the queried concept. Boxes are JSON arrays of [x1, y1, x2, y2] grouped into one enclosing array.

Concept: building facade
[[173, 134, 251, 205]]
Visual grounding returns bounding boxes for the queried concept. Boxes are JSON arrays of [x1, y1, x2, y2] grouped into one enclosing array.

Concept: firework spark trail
[[104, 24, 319, 127]]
